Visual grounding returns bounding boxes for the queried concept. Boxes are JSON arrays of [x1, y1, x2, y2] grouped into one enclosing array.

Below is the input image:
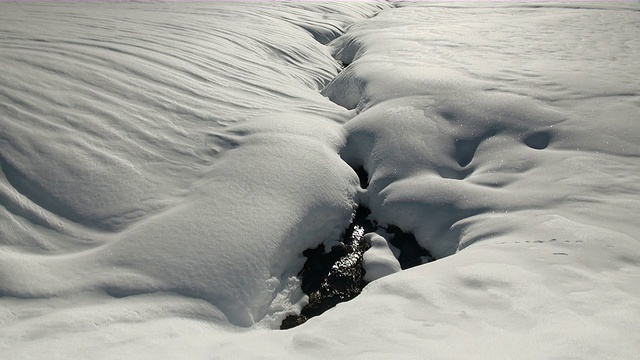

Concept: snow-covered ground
[[1, 1, 639, 359]]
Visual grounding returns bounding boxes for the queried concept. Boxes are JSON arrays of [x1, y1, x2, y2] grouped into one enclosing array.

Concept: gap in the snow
[[280, 205, 374, 330], [338, 59, 350, 68], [281, 5, 431, 329], [280, 206, 433, 330], [524, 131, 551, 150], [386, 225, 434, 269], [354, 166, 369, 189]]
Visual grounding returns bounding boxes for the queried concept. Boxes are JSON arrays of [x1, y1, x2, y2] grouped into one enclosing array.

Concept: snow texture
[[363, 233, 401, 282], [1, 1, 639, 359]]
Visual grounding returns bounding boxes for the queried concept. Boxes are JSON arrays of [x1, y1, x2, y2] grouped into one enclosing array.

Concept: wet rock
[[280, 206, 433, 329], [280, 314, 307, 330], [280, 206, 374, 329]]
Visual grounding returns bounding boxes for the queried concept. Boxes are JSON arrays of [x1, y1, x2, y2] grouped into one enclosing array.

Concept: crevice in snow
[[280, 205, 373, 329], [280, 2, 436, 330], [385, 225, 434, 269], [354, 166, 369, 189], [436, 166, 474, 181], [280, 204, 433, 329]]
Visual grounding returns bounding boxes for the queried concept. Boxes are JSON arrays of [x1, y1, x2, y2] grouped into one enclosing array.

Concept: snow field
[[1, 1, 640, 359], [0, 1, 391, 355]]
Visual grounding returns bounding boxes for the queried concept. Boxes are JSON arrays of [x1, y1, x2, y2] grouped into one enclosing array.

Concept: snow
[[1, 1, 640, 359], [363, 233, 401, 282]]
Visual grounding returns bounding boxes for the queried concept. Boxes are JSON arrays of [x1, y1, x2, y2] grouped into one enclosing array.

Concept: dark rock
[[280, 206, 374, 330], [280, 206, 433, 330], [280, 314, 307, 330], [386, 225, 434, 269]]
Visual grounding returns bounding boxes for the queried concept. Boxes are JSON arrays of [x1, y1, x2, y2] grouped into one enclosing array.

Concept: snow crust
[[1, 1, 640, 359]]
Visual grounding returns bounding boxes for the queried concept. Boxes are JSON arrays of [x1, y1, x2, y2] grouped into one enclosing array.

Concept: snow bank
[[330, 2, 640, 260], [0, 0, 389, 347], [363, 233, 401, 282]]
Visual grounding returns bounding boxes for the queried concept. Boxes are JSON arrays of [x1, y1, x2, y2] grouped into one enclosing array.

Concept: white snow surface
[[1, 1, 639, 359], [363, 233, 401, 282]]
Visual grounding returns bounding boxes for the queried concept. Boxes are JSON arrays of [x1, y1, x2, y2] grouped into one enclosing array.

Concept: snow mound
[[363, 233, 401, 282], [0, 0, 389, 337]]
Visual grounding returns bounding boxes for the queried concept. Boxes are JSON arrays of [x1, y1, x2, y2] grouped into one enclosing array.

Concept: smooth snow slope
[[0, 0, 390, 352], [2, 1, 640, 359]]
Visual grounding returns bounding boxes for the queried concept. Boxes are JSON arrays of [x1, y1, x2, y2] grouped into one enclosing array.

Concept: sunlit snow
[[1, 1, 639, 359]]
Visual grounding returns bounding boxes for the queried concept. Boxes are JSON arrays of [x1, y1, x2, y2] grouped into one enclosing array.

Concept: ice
[[1, 1, 640, 359]]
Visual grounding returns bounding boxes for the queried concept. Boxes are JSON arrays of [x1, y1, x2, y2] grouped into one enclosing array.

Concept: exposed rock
[[280, 206, 433, 329], [386, 225, 434, 269]]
